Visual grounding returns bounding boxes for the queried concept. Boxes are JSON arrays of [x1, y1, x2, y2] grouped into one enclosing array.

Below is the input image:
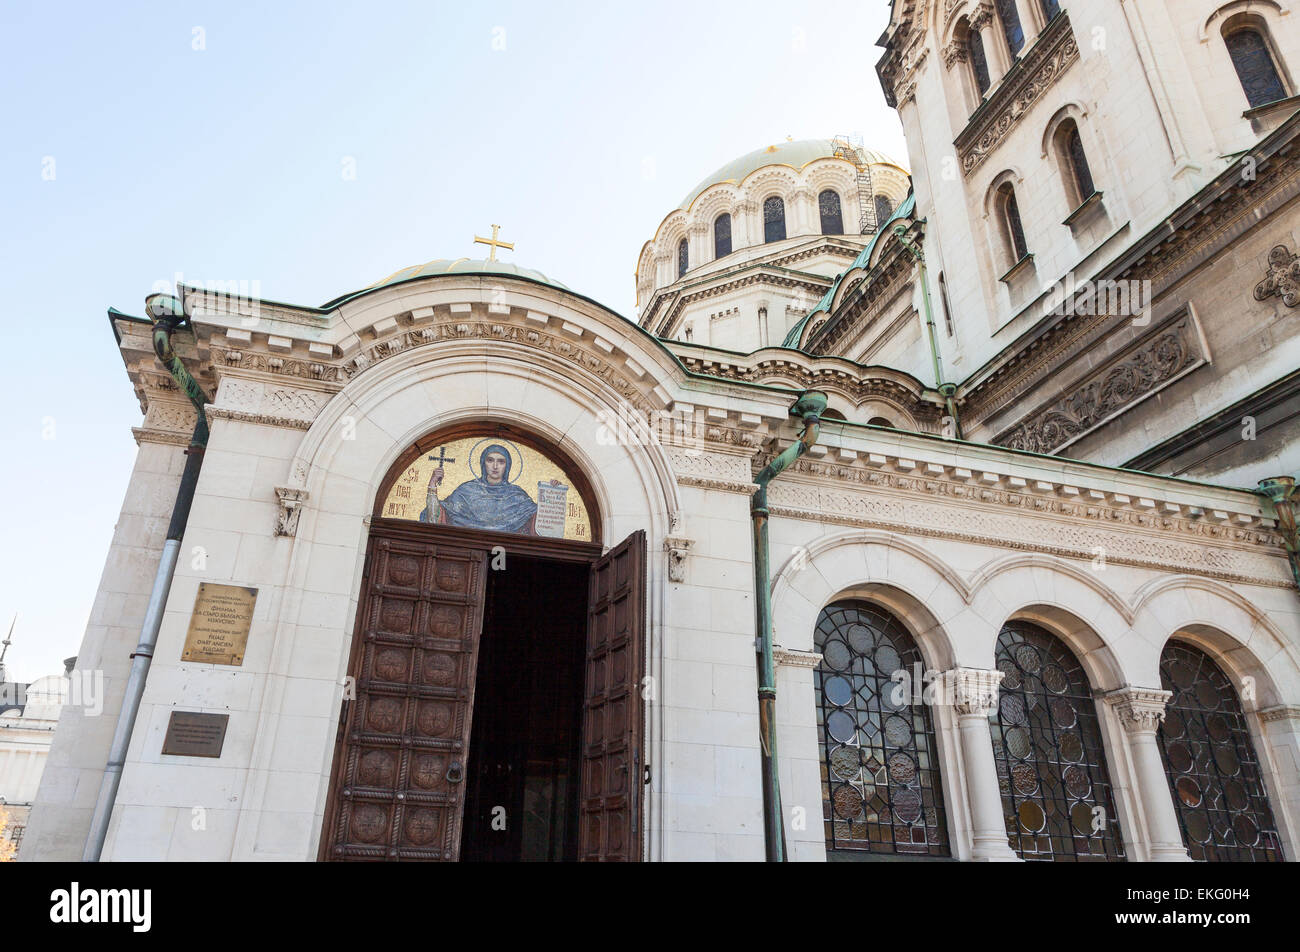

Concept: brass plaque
[[161, 711, 229, 758], [182, 583, 257, 665]]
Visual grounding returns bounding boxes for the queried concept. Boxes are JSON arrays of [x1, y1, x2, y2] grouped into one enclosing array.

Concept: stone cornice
[[954, 11, 1078, 177], [1258, 705, 1300, 723], [752, 447, 1285, 586], [774, 647, 824, 669]]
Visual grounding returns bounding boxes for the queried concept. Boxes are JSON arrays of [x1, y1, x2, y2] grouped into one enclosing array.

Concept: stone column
[[1106, 687, 1191, 862], [1258, 705, 1300, 856], [970, 2, 1009, 84], [1013, 0, 1040, 49], [944, 668, 1020, 861]]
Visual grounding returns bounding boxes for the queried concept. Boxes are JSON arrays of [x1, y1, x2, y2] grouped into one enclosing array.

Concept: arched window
[[938, 272, 955, 337], [991, 621, 1125, 861], [820, 408, 847, 422], [815, 602, 949, 856], [867, 416, 895, 428], [677, 237, 689, 278], [1225, 24, 1288, 109], [1157, 642, 1285, 861], [969, 27, 992, 95], [1040, 0, 1061, 21], [1055, 120, 1096, 206], [995, 0, 1025, 57], [818, 190, 844, 235], [874, 195, 895, 229], [714, 213, 732, 259], [997, 182, 1029, 264], [763, 196, 786, 243]]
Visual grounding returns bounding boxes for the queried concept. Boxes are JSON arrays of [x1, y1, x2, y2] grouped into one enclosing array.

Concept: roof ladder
[[833, 135, 877, 235]]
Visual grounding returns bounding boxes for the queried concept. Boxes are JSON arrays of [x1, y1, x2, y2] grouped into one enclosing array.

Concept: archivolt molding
[[967, 552, 1136, 626], [1200, 0, 1290, 42]]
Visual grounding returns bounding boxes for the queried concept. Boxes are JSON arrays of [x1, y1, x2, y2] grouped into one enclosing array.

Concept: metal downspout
[[83, 293, 210, 862], [893, 225, 963, 438], [1259, 477, 1300, 597], [752, 390, 828, 862]]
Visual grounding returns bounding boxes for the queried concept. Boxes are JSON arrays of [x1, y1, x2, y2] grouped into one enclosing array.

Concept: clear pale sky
[[0, 0, 906, 682]]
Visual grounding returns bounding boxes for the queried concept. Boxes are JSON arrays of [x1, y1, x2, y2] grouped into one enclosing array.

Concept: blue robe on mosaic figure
[[419, 443, 537, 533]]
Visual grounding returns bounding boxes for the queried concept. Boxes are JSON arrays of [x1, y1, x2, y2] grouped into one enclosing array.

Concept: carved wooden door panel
[[321, 534, 487, 861], [579, 530, 646, 861]]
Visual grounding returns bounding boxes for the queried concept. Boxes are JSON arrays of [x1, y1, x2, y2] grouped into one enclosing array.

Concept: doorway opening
[[460, 555, 589, 862]]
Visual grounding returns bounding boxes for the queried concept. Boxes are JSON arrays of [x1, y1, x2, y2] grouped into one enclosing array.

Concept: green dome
[[365, 258, 569, 293], [679, 139, 903, 210]]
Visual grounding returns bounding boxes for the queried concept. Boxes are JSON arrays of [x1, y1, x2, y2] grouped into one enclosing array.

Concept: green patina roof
[[679, 139, 903, 210], [781, 192, 917, 349], [324, 258, 569, 308]]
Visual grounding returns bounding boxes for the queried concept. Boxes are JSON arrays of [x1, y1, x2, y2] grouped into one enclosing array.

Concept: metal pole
[[752, 390, 827, 862], [893, 225, 963, 438], [83, 294, 209, 861]]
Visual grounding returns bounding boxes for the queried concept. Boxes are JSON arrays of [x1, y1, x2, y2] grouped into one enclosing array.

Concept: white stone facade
[[21, 272, 1300, 862]]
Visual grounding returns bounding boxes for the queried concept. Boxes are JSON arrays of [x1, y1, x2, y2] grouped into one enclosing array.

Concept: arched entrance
[[318, 423, 646, 862]]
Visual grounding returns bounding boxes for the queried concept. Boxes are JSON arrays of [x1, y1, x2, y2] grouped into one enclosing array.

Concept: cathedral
[[21, 0, 1300, 861]]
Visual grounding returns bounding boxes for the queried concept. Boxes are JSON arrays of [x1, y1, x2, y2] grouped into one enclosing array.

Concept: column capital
[[944, 667, 1004, 717], [1104, 686, 1172, 734], [970, 1, 995, 31]]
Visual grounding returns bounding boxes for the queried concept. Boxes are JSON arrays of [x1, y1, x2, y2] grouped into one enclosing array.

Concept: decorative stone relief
[[774, 647, 823, 669], [274, 487, 309, 537], [1105, 687, 1172, 734], [1253, 244, 1300, 307], [995, 312, 1206, 455], [663, 536, 693, 583]]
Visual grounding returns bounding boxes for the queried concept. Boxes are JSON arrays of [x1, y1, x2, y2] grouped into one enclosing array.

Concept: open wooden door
[[320, 534, 488, 861], [579, 530, 647, 861]]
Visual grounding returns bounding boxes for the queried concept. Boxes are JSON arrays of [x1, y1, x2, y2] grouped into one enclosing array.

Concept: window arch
[[968, 26, 992, 96], [994, 181, 1029, 266], [1224, 20, 1289, 108], [995, 0, 1025, 57], [1053, 119, 1096, 207], [991, 621, 1126, 861], [677, 237, 689, 278], [820, 408, 847, 422], [763, 195, 787, 243], [1157, 641, 1285, 861], [814, 601, 950, 856], [714, 213, 732, 259], [874, 195, 895, 230], [867, 416, 895, 428], [818, 190, 844, 235]]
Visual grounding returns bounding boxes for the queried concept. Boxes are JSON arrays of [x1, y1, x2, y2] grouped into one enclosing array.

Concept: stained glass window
[[818, 190, 844, 235], [714, 213, 732, 259], [763, 196, 786, 243], [1061, 121, 1095, 203], [999, 183, 1029, 263], [991, 621, 1126, 861], [874, 195, 894, 229], [814, 602, 950, 857], [1226, 28, 1288, 109], [1157, 642, 1285, 862], [968, 28, 992, 95], [996, 0, 1025, 57], [677, 237, 688, 278]]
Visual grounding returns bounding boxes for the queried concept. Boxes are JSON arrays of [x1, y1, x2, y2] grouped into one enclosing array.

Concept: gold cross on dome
[[473, 224, 514, 262]]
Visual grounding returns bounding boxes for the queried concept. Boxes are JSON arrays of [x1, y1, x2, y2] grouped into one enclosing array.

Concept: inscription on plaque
[[161, 711, 229, 758], [182, 582, 257, 665]]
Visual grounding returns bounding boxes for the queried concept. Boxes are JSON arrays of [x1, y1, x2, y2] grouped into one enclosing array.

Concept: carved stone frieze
[[774, 647, 824, 669], [762, 469, 1283, 586], [1254, 244, 1300, 307], [955, 12, 1078, 176], [994, 312, 1206, 454]]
